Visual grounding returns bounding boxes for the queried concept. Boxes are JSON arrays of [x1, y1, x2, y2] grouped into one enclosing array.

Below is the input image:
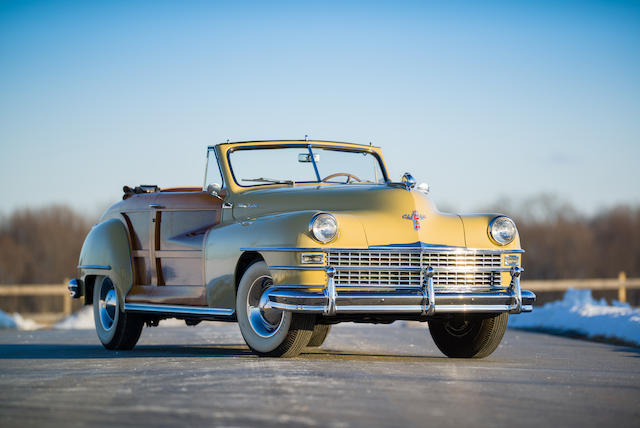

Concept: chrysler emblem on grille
[[402, 211, 426, 230]]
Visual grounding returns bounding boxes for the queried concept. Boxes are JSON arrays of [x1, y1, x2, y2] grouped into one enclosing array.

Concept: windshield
[[228, 145, 387, 187]]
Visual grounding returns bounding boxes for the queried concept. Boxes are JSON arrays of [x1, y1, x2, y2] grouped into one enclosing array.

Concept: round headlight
[[309, 213, 338, 243], [488, 216, 517, 246]]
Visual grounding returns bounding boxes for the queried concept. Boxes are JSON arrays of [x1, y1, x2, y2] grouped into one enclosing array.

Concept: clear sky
[[1, 0, 639, 218]]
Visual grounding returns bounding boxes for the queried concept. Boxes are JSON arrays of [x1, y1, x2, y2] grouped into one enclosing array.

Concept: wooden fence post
[[61, 278, 72, 316], [618, 271, 627, 303]]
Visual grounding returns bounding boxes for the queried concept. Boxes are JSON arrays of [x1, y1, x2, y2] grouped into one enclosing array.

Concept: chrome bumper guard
[[263, 266, 534, 315]]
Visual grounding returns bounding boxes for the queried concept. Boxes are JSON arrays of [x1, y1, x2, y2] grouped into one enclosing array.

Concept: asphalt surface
[[0, 321, 639, 428]]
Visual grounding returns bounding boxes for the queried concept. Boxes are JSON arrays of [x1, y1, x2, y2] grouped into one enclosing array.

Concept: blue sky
[[1, 0, 639, 217]]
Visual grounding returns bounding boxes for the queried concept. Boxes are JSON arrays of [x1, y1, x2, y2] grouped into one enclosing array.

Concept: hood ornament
[[402, 211, 426, 230]]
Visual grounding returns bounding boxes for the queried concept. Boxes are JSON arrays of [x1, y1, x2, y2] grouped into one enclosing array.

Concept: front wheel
[[428, 313, 508, 358], [236, 261, 315, 357], [307, 324, 331, 347], [93, 276, 144, 350]]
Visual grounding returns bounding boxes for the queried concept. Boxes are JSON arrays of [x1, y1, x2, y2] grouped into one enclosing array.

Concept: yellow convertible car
[[69, 140, 534, 358]]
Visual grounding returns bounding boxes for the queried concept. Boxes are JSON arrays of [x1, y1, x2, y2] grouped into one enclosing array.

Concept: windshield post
[[307, 144, 321, 182], [203, 147, 211, 190]]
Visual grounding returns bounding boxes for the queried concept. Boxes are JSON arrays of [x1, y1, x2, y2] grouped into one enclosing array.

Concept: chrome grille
[[327, 250, 503, 290]]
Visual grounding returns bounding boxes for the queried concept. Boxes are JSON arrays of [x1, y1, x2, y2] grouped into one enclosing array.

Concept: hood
[[230, 184, 466, 248]]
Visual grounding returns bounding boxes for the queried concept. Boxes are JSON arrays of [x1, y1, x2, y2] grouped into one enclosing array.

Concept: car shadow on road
[[301, 348, 446, 362], [0, 343, 449, 361], [0, 344, 254, 359]]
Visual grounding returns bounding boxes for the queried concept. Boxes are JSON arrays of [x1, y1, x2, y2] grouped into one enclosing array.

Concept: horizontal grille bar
[[328, 250, 504, 290]]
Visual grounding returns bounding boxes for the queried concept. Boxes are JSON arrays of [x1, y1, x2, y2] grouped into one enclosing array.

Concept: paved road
[[0, 321, 639, 428]]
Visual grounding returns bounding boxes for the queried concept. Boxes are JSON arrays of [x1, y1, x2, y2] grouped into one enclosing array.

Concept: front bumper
[[263, 289, 536, 314], [262, 265, 534, 316]]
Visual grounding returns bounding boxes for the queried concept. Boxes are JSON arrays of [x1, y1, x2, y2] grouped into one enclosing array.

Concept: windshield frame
[[226, 143, 390, 188]]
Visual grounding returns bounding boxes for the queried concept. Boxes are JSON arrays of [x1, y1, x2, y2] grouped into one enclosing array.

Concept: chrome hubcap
[[247, 275, 283, 338], [99, 279, 117, 331]]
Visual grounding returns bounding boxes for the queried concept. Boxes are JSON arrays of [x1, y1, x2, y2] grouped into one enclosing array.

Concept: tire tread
[[428, 313, 508, 358]]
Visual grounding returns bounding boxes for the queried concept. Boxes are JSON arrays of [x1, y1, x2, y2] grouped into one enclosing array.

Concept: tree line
[[0, 197, 638, 284]]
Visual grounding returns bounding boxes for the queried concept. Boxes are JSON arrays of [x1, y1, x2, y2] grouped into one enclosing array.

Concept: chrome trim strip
[[331, 266, 513, 273], [265, 301, 533, 314], [273, 284, 322, 289], [242, 246, 524, 254], [266, 290, 535, 302], [77, 264, 112, 270], [269, 265, 326, 271], [124, 303, 234, 316]]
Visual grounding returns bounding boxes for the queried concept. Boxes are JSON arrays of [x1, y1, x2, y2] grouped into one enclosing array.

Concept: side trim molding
[[77, 264, 112, 270], [124, 303, 234, 316]]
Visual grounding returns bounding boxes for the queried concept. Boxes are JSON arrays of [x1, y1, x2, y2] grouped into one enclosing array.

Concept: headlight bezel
[[488, 216, 517, 246], [308, 212, 339, 244]]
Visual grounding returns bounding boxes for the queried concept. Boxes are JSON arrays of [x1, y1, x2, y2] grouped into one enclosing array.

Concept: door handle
[[149, 204, 164, 209]]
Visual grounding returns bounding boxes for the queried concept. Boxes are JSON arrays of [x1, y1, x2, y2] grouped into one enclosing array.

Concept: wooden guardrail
[[522, 272, 638, 303], [0, 284, 72, 316]]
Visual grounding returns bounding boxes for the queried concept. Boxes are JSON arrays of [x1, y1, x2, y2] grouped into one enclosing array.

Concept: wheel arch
[[235, 251, 265, 292], [77, 218, 134, 307]]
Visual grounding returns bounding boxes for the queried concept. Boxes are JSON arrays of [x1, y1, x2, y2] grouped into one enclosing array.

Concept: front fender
[[460, 213, 523, 287], [78, 218, 133, 306], [204, 210, 368, 310], [459, 213, 522, 250]]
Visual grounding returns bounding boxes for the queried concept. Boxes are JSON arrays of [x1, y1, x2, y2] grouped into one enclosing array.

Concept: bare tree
[[0, 205, 91, 284]]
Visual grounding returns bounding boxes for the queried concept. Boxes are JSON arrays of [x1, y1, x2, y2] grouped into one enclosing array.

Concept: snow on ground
[[0, 309, 42, 330], [54, 306, 94, 330], [509, 288, 640, 346]]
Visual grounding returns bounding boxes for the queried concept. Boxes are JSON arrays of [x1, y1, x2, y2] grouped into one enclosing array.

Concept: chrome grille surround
[[327, 250, 503, 290]]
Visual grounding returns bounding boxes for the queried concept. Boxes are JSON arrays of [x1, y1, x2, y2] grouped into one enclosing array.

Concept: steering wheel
[[321, 172, 362, 183]]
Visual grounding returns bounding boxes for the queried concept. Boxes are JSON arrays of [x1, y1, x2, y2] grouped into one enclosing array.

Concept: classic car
[[69, 140, 535, 358]]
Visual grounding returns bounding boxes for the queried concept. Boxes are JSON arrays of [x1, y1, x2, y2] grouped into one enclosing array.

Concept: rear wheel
[[428, 313, 508, 358], [236, 261, 315, 357], [93, 276, 144, 350], [307, 324, 331, 347]]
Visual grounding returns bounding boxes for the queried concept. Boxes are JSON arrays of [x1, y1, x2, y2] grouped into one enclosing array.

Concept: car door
[[124, 190, 221, 306]]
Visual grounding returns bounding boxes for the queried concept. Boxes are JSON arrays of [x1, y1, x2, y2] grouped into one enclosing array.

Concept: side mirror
[[416, 182, 430, 194], [207, 183, 221, 197]]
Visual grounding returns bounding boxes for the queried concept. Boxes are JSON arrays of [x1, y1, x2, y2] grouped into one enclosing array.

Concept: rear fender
[[77, 218, 133, 307]]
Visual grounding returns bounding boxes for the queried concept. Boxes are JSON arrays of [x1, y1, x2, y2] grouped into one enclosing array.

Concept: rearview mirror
[[298, 153, 320, 163]]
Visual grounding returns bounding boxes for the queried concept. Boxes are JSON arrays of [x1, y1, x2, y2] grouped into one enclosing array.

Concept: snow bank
[[509, 288, 640, 346], [54, 306, 94, 330], [0, 309, 42, 330]]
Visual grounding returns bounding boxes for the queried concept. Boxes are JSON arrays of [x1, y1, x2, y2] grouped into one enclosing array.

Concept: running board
[[124, 303, 235, 320]]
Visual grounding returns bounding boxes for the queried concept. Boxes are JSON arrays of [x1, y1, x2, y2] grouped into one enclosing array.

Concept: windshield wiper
[[242, 177, 295, 185]]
